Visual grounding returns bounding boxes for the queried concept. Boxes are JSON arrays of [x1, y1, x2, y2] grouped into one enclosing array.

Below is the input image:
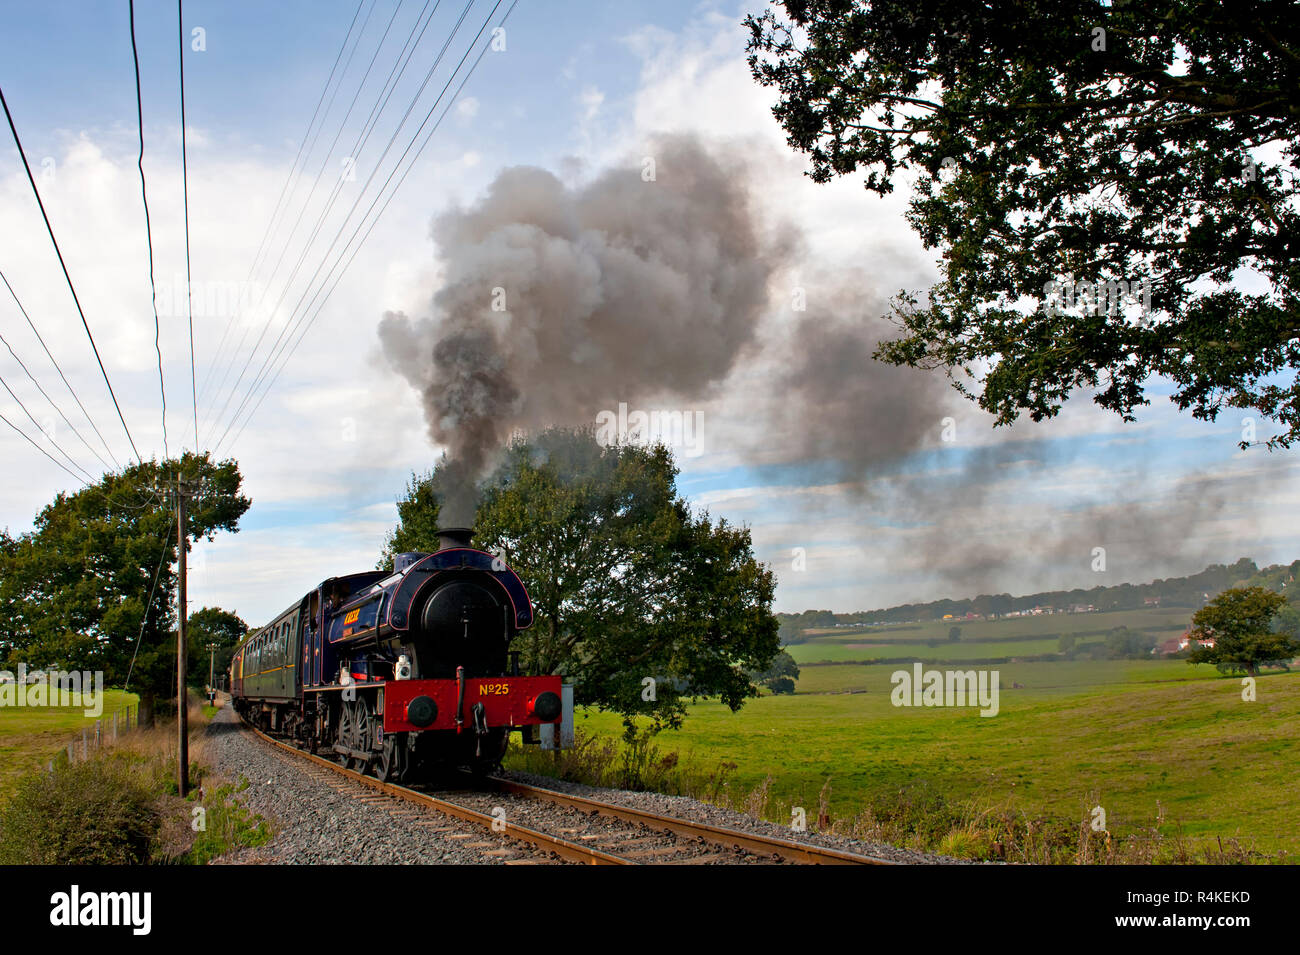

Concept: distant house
[[1172, 630, 1215, 652], [1155, 637, 1184, 656]]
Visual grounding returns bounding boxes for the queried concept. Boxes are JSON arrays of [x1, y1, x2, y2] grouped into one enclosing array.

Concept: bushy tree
[[0, 453, 250, 725], [1105, 625, 1156, 659], [385, 428, 781, 731], [749, 649, 801, 694], [186, 607, 249, 690], [1186, 586, 1300, 676], [747, 1, 1300, 446]]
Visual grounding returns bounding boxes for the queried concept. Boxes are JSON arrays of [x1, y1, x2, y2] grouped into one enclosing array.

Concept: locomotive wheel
[[352, 702, 372, 775], [375, 735, 404, 783], [336, 702, 356, 770]]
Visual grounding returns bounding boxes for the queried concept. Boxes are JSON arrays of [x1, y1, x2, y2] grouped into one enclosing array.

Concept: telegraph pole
[[207, 642, 218, 705], [176, 475, 189, 797]]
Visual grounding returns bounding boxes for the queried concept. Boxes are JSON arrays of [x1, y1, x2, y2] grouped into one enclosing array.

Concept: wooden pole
[[177, 475, 189, 797]]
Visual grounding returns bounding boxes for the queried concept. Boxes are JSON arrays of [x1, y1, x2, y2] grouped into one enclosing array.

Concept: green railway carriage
[[232, 603, 301, 703]]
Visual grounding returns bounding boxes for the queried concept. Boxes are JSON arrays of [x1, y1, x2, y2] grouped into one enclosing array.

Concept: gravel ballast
[[205, 704, 965, 865], [204, 705, 553, 864], [496, 768, 970, 865]]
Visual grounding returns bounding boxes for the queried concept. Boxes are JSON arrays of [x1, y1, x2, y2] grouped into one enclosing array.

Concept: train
[[229, 527, 562, 781]]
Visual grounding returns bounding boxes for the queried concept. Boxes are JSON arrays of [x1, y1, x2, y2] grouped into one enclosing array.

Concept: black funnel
[[436, 527, 475, 551]]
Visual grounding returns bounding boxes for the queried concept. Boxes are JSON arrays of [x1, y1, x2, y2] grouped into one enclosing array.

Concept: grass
[[0, 688, 138, 800], [797, 607, 1192, 645], [787, 608, 1196, 664], [0, 693, 273, 864], [506, 660, 1299, 862]]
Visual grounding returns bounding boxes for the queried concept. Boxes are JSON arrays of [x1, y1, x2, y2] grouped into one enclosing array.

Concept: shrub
[[0, 755, 159, 864]]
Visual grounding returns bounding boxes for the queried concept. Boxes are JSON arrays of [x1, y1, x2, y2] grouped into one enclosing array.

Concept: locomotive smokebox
[[436, 526, 475, 551]]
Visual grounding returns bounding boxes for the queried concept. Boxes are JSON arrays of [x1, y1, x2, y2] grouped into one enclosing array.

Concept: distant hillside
[[779, 557, 1300, 643]]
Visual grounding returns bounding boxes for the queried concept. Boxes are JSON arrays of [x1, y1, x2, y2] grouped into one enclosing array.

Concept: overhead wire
[[0, 324, 112, 473], [130, 0, 170, 460], [203, 0, 462, 448], [196, 0, 379, 431], [208, 0, 489, 450], [0, 410, 91, 486], [124, 519, 176, 692], [178, 0, 197, 449], [217, 0, 517, 454], [0, 269, 120, 470], [194, 0, 369, 410], [0, 84, 142, 463], [204, 0, 452, 450]]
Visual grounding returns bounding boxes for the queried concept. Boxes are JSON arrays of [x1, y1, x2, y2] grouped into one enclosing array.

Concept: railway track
[[243, 722, 895, 865]]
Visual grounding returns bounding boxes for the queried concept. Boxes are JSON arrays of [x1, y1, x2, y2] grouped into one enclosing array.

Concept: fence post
[[81, 728, 87, 760], [67, 742, 73, 764], [112, 712, 118, 741], [95, 720, 101, 749]]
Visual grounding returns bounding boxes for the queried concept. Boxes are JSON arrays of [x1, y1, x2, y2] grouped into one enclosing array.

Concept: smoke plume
[[379, 131, 1269, 599], [379, 134, 792, 522]]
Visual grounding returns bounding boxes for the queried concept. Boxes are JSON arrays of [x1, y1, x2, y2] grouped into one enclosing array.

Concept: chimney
[[436, 527, 475, 551]]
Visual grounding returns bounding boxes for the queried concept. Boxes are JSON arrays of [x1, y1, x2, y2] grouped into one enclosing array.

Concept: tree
[[1105, 625, 1156, 659], [0, 453, 250, 726], [186, 607, 250, 690], [746, 1, 1300, 446], [749, 649, 801, 694], [1186, 586, 1300, 676], [948, 625, 961, 642], [386, 428, 781, 732]]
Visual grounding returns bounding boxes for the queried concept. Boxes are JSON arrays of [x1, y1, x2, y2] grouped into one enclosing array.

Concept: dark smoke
[[379, 134, 792, 522], [379, 132, 1271, 599]]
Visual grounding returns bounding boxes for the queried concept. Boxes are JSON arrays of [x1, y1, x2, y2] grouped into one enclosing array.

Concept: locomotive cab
[[228, 526, 561, 782]]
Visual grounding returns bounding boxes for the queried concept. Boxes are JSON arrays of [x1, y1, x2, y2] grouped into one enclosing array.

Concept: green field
[[789, 608, 1193, 664], [520, 653, 1299, 861], [0, 690, 138, 798]]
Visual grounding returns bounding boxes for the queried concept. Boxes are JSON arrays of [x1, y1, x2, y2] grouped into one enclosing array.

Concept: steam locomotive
[[229, 528, 561, 780]]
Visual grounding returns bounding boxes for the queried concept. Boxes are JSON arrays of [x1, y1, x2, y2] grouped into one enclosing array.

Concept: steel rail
[[244, 722, 630, 865], [483, 775, 898, 866], [244, 718, 896, 865]]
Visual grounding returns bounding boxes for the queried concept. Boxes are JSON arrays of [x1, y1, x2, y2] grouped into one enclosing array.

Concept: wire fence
[[49, 702, 140, 771]]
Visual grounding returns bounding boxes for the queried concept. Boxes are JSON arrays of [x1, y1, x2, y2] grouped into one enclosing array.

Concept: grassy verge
[[504, 664, 1298, 864], [0, 694, 272, 864], [0, 688, 138, 800]]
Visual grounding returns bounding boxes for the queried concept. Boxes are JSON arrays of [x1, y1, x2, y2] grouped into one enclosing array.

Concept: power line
[[209, 0, 487, 449], [205, 0, 452, 449], [0, 269, 120, 470], [193, 0, 368, 412], [0, 369, 95, 482], [131, 0, 169, 460], [178, 0, 197, 449], [0, 84, 142, 463], [0, 324, 113, 473], [196, 0, 377, 428], [218, 0, 517, 453], [125, 524, 175, 693], [0, 409, 90, 486], [236, 0, 405, 324]]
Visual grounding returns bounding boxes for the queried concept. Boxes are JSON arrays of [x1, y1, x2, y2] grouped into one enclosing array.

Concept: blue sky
[[1, 0, 1297, 625]]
